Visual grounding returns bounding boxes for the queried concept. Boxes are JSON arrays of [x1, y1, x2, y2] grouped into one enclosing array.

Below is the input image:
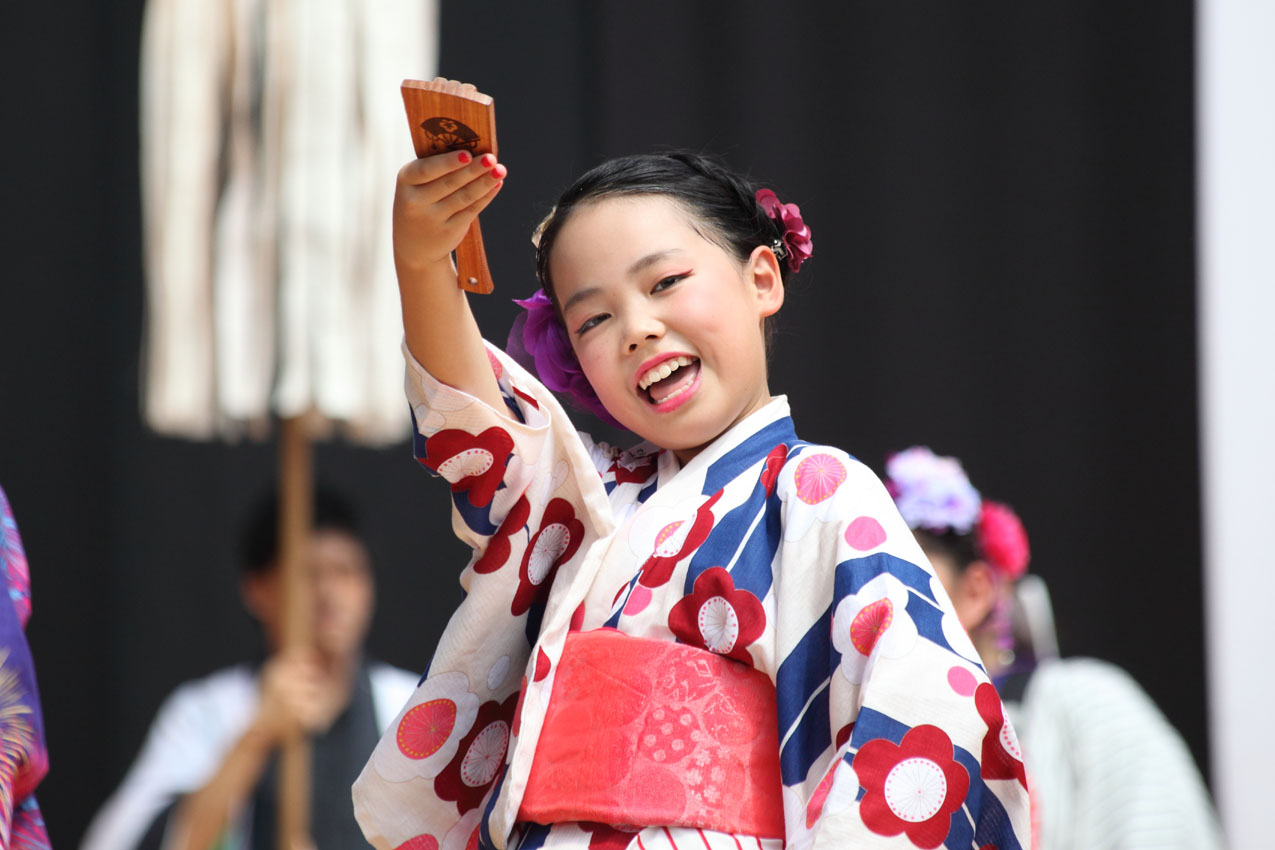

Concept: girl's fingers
[[447, 174, 505, 225], [402, 152, 506, 208], [437, 159, 506, 218], [398, 149, 477, 187]]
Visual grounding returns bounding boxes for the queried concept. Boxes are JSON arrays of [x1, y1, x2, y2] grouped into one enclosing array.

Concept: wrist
[[243, 715, 285, 751], [396, 254, 457, 285]]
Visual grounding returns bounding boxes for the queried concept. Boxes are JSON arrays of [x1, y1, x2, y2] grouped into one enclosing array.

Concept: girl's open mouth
[[638, 355, 701, 407]]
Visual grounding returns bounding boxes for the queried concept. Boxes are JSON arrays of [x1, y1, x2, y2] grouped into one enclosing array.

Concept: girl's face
[[550, 195, 784, 463]]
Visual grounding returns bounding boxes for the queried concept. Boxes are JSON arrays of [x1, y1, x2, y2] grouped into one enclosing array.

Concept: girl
[[884, 446, 1223, 850], [353, 149, 1032, 850]]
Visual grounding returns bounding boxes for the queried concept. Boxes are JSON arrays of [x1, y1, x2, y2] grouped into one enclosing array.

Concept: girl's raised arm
[[393, 151, 509, 415]]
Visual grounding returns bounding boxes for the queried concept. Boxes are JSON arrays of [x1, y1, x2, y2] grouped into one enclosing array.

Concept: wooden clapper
[[402, 78, 499, 294]]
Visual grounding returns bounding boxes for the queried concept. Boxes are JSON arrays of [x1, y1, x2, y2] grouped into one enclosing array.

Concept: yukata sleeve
[[353, 341, 613, 850], [770, 450, 1031, 850]]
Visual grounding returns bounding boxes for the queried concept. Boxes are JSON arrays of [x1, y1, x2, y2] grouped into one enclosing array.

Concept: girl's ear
[[746, 244, 785, 318], [954, 561, 1000, 630]]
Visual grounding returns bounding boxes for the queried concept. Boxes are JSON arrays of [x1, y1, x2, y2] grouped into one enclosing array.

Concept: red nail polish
[[490, 168, 502, 179], [481, 153, 495, 168], [457, 151, 471, 164]]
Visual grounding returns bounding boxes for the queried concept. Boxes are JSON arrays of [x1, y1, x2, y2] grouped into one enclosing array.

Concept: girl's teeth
[[639, 356, 694, 390]]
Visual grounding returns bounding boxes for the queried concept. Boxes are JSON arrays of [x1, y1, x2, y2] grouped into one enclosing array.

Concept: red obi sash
[[517, 629, 785, 837]]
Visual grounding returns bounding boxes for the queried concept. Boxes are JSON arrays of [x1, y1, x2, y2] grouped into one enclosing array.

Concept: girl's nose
[[625, 315, 664, 352]]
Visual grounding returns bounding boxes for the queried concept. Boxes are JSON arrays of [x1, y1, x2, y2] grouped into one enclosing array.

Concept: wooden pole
[[278, 415, 313, 850]]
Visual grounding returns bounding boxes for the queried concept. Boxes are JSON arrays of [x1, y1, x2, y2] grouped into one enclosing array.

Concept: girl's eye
[[575, 314, 608, 336], [652, 273, 689, 293]]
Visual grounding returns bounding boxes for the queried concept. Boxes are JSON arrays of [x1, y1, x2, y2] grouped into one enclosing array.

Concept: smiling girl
[[353, 149, 1032, 850]]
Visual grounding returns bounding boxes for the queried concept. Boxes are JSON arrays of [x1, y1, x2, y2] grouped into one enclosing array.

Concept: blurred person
[[0, 486, 50, 850], [82, 490, 416, 850], [884, 446, 1224, 850]]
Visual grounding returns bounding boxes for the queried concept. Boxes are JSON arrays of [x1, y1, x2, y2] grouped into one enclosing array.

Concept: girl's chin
[[627, 416, 733, 462]]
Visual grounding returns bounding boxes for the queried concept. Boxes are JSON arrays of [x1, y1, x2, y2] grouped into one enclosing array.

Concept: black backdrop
[[1, 1, 1201, 844]]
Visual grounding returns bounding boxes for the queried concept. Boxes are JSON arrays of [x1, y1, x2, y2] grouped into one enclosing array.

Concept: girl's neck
[[668, 392, 781, 466]]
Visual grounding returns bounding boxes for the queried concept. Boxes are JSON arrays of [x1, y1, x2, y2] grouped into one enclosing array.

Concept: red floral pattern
[[533, 648, 551, 682], [473, 495, 530, 574], [853, 725, 970, 849], [434, 693, 518, 815], [513, 386, 539, 409], [394, 834, 439, 850], [638, 491, 722, 589], [511, 676, 528, 737], [759, 444, 789, 497], [608, 453, 658, 486], [584, 823, 639, 850], [667, 567, 766, 666], [512, 498, 584, 615], [420, 428, 515, 508], [975, 682, 1028, 788]]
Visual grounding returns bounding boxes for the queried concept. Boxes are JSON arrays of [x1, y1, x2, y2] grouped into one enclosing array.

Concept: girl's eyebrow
[[561, 286, 602, 314], [561, 250, 685, 314], [627, 249, 683, 277]]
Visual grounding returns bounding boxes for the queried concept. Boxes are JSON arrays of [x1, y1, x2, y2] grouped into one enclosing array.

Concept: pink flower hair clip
[[977, 501, 1031, 579], [755, 188, 813, 272]]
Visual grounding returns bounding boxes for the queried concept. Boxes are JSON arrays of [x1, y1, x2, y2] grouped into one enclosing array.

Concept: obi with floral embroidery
[[517, 629, 785, 837], [352, 343, 1032, 850]]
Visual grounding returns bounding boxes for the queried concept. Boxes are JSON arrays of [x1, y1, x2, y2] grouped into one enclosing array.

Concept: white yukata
[[353, 343, 1032, 850]]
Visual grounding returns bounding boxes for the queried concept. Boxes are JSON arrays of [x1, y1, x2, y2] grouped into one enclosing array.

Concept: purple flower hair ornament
[[884, 446, 982, 535], [507, 289, 625, 428], [755, 188, 813, 273]]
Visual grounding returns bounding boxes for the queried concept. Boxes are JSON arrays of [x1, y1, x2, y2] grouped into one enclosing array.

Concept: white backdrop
[[1198, 2, 1275, 847]]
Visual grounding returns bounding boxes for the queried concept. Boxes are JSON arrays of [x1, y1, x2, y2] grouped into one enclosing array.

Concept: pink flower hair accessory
[[977, 501, 1030, 579], [507, 289, 624, 428], [755, 188, 813, 273]]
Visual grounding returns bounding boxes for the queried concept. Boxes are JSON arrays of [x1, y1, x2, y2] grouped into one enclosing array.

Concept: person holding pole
[[82, 490, 417, 850]]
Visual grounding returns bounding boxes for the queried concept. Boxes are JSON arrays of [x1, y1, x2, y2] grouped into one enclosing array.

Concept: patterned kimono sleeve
[[771, 449, 1031, 850], [353, 342, 612, 850], [0, 487, 50, 850]]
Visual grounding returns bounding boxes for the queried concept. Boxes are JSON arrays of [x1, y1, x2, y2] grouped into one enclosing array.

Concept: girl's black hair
[[534, 151, 795, 303], [913, 528, 983, 574]]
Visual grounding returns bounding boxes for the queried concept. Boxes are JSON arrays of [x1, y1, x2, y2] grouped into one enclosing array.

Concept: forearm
[[167, 724, 276, 850], [399, 257, 507, 415]]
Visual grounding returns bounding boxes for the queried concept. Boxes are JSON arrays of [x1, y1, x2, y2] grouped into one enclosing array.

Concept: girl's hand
[[392, 148, 511, 418], [392, 150, 507, 281]]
